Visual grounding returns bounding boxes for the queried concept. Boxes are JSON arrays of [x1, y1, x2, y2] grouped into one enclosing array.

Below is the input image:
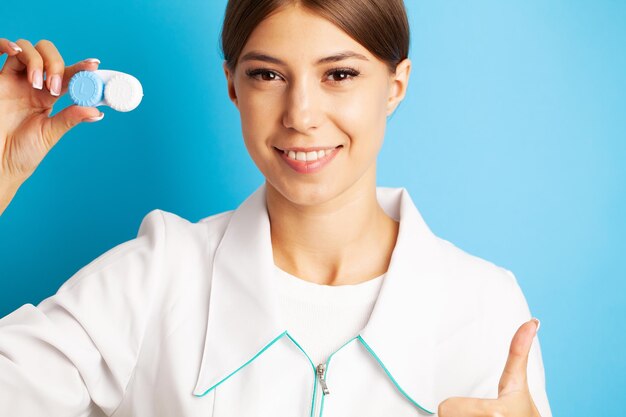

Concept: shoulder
[[429, 235, 531, 336], [55, 208, 235, 295], [138, 208, 234, 246], [433, 235, 519, 298], [129, 208, 237, 266], [131, 208, 236, 291]]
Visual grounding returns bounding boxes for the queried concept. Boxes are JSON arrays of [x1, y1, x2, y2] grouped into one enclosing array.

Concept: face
[[223, 3, 411, 207]]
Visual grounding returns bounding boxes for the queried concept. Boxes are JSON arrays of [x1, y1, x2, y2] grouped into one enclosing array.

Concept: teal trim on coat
[[357, 335, 435, 415], [193, 331, 434, 416], [193, 331, 289, 397], [194, 331, 320, 417]]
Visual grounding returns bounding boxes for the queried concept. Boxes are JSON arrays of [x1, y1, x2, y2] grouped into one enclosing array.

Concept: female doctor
[[0, 0, 552, 416]]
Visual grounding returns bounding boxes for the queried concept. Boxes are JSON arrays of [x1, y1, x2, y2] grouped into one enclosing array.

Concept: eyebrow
[[239, 50, 370, 65]]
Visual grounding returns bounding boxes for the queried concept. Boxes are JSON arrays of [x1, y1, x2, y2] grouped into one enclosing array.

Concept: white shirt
[[274, 265, 385, 365], [275, 265, 385, 416], [0, 183, 553, 417]]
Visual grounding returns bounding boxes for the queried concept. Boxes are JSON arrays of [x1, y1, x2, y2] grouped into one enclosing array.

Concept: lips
[[274, 145, 341, 153], [275, 145, 341, 174]]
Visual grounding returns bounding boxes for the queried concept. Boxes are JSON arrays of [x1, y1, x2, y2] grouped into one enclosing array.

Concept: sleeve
[[0, 209, 167, 416], [476, 269, 553, 417]]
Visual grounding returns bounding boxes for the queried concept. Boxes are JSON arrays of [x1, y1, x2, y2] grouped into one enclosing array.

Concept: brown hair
[[220, 0, 410, 74]]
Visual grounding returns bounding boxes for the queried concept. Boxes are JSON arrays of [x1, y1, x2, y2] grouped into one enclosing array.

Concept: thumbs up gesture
[[438, 318, 542, 417]]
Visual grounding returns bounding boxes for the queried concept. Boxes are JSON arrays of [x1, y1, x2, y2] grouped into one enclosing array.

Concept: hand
[[438, 318, 542, 417], [0, 38, 103, 194]]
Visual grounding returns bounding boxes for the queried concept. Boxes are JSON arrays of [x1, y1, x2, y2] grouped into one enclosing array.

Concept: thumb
[[498, 318, 540, 397], [42, 105, 104, 148]]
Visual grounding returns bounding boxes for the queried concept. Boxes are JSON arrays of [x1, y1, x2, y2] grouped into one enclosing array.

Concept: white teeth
[[281, 147, 337, 162]]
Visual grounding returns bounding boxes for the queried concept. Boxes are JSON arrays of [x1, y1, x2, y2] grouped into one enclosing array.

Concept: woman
[[0, 0, 551, 416]]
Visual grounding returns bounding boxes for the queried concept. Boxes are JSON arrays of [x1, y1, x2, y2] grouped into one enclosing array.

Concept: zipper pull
[[317, 363, 330, 395]]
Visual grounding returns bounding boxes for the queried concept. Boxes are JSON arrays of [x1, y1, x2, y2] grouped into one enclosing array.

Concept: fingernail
[[83, 58, 100, 64], [50, 74, 62, 96], [32, 70, 43, 90], [85, 112, 105, 122], [531, 317, 541, 332], [9, 41, 22, 52]]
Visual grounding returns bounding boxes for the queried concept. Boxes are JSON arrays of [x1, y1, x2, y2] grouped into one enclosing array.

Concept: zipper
[[313, 362, 329, 417], [317, 363, 330, 395], [315, 336, 360, 417], [285, 332, 357, 417]]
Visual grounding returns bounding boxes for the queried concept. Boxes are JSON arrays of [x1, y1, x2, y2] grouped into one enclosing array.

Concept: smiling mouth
[[274, 145, 342, 162], [275, 144, 342, 174], [273, 145, 342, 153]]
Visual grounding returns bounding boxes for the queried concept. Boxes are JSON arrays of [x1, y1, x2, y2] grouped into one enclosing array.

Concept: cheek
[[238, 89, 279, 154], [332, 85, 388, 150], [239, 91, 264, 127]]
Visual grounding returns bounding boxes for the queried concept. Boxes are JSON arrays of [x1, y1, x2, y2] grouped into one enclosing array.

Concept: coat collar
[[193, 183, 442, 414]]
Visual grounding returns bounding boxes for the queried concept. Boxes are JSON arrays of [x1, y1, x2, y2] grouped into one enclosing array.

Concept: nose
[[282, 79, 322, 133]]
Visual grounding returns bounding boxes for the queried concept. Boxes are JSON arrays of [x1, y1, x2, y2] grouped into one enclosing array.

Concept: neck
[[266, 173, 399, 286]]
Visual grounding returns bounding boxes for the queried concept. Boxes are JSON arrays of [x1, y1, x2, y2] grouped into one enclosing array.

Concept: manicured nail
[[84, 112, 105, 122], [531, 317, 541, 332], [32, 69, 43, 90], [50, 74, 62, 96], [83, 58, 100, 64], [9, 41, 22, 52]]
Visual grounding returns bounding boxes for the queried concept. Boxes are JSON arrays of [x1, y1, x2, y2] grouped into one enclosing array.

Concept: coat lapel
[[193, 183, 440, 414], [193, 183, 284, 396], [359, 187, 442, 414]]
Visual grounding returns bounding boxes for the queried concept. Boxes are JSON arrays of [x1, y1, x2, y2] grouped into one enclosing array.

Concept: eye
[[245, 68, 284, 82], [325, 67, 360, 84]]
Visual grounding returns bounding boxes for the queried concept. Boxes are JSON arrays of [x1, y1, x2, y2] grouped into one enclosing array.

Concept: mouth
[[274, 145, 342, 174], [273, 145, 342, 152], [273, 145, 342, 162]]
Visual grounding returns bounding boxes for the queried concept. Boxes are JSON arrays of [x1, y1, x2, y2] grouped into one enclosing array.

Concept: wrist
[[0, 177, 22, 216]]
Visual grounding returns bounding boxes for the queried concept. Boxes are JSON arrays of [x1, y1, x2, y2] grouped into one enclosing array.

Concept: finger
[[498, 318, 540, 396], [41, 105, 104, 150], [0, 38, 23, 56], [34, 39, 65, 97], [1, 39, 44, 90], [438, 397, 505, 417]]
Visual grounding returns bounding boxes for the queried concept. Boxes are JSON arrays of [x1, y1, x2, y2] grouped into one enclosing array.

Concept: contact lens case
[[68, 69, 143, 112]]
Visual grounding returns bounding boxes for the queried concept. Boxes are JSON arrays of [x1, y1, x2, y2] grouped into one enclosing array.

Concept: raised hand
[[0, 38, 104, 213], [438, 318, 542, 417]]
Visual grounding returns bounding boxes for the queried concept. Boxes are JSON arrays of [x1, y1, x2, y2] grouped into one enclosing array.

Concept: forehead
[[241, 4, 374, 63]]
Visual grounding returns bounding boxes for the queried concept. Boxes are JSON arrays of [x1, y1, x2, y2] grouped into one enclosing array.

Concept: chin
[[266, 177, 339, 207]]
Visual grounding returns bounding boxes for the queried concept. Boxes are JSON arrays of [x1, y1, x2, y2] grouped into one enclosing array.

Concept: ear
[[223, 61, 239, 108], [386, 58, 411, 117]]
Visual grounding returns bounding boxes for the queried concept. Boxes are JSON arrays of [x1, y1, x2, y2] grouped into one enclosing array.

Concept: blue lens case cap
[[68, 71, 104, 107]]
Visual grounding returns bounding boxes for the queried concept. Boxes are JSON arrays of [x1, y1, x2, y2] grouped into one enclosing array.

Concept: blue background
[[1, 0, 624, 415]]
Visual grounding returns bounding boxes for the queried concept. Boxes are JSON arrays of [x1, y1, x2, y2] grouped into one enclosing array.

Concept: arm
[[0, 209, 166, 415], [437, 270, 553, 417]]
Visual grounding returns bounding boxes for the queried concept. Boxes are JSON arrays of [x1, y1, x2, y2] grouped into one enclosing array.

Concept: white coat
[[0, 183, 552, 417]]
